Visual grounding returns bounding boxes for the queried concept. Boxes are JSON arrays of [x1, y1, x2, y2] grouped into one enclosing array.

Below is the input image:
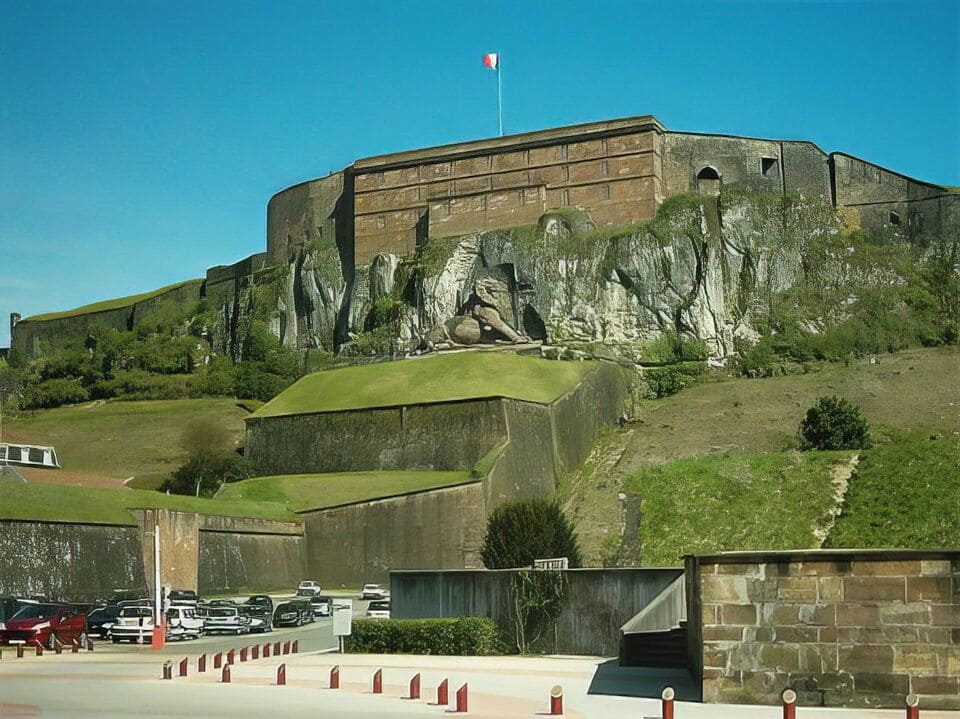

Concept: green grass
[[4, 398, 256, 486], [251, 352, 595, 418], [0, 482, 296, 525], [218, 470, 475, 511], [20, 279, 202, 322], [827, 433, 960, 549], [623, 450, 851, 566]]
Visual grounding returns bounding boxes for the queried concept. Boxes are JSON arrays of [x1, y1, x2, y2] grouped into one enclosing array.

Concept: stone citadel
[[10, 114, 959, 357]]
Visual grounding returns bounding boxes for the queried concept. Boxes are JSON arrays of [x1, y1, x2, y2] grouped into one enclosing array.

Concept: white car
[[365, 600, 391, 619], [203, 606, 253, 635], [310, 596, 332, 617], [361, 584, 389, 600], [297, 580, 322, 597], [111, 606, 202, 643]]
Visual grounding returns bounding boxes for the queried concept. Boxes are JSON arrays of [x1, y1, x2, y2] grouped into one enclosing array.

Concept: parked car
[[365, 600, 391, 619], [111, 606, 155, 643], [203, 606, 254, 635], [0, 597, 31, 632], [310, 595, 332, 618], [297, 580, 322, 597], [361, 584, 389, 600], [237, 606, 271, 633], [242, 596, 274, 623], [168, 589, 201, 607], [0, 603, 86, 648], [166, 606, 203, 640], [86, 605, 122, 639], [273, 599, 314, 628]]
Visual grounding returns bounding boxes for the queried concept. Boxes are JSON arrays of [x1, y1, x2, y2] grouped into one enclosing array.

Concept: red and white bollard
[[226, 648, 236, 665], [53, 637, 63, 655], [71, 640, 80, 654], [178, 657, 188, 677], [198, 654, 206, 673], [16, 644, 24, 659], [162, 661, 172, 680], [550, 685, 563, 715], [263, 642, 271, 658], [662, 686, 675, 719], [85, 636, 94, 652], [455, 683, 468, 713], [252, 644, 259, 660], [273, 641, 281, 655], [437, 678, 449, 705], [330, 665, 340, 689], [276, 663, 286, 686], [240, 646, 248, 662], [906, 694, 920, 719], [213, 651, 223, 669], [409, 673, 421, 700], [34, 641, 43, 656], [291, 640, 299, 653], [282, 640, 290, 655], [782, 689, 797, 719], [221, 664, 231, 684], [373, 668, 383, 694]]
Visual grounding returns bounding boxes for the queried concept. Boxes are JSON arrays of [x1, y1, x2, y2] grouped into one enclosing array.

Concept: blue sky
[[1, 0, 958, 347]]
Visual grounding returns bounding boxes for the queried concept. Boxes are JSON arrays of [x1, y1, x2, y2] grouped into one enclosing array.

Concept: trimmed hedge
[[345, 617, 506, 655]]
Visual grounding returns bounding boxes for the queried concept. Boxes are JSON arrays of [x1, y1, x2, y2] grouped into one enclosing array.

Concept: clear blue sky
[[1, 0, 958, 347]]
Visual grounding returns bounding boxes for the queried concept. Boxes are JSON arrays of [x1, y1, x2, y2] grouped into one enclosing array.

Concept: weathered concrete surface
[[198, 530, 305, 594], [301, 482, 486, 586], [392, 567, 682, 656], [136, 509, 201, 594], [686, 549, 960, 709], [0, 520, 146, 600]]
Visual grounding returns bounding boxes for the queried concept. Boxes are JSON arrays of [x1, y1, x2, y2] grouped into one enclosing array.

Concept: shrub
[[160, 452, 254, 497], [480, 498, 582, 569], [345, 617, 506, 655], [642, 362, 704, 398], [22, 378, 89, 408], [234, 362, 295, 402], [799, 395, 872, 451]]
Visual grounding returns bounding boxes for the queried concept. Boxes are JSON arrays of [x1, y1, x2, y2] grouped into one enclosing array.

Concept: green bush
[[160, 452, 254, 497], [22, 378, 90, 408], [799, 395, 872, 451], [642, 362, 704, 398], [345, 617, 506, 655], [480, 498, 582, 569], [90, 371, 193, 401]]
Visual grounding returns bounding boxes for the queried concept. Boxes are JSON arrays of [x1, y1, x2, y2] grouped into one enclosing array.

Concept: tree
[[159, 417, 251, 497], [480, 498, 582, 569], [799, 395, 872, 451]]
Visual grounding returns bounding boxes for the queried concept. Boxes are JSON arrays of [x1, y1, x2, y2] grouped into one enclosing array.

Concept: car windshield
[[246, 597, 269, 605], [12, 604, 57, 620], [368, 601, 390, 610], [210, 608, 236, 617], [121, 607, 153, 618]]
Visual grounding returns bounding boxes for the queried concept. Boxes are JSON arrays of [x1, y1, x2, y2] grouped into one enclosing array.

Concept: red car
[[0, 603, 86, 648]]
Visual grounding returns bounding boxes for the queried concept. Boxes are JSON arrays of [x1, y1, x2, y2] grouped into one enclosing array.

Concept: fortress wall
[[203, 252, 270, 307], [485, 400, 557, 507], [266, 173, 345, 264], [662, 133, 785, 196], [781, 142, 831, 198], [351, 118, 665, 263], [687, 549, 960, 709], [0, 520, 146, 600], [245, 398, 509, 476], [198, 527, 306, 594], [301, 482, 486, 585]]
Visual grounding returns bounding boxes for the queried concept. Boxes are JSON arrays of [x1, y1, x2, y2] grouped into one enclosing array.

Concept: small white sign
[[533, 557, 569, 570], [332, 598, 353, 637]]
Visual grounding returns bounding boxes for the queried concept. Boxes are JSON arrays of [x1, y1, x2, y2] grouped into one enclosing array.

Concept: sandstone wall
[[392, 567, 682, 656], [246, 398, 508, 476], [266, 174, 345, 264], [301, 482, 486, 586], [0, 520, 146, 600], [687, 549, 960, 709]]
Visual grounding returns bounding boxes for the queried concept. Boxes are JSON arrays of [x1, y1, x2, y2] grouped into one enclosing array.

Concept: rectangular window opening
[[761, 157, 779, 177]]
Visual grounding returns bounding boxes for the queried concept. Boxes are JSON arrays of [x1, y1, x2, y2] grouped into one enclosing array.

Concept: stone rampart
[[266, 173, 345, 264], [686, 549, 960, 709], [301, 482, 486, 586], [392, 567, 682, 656]]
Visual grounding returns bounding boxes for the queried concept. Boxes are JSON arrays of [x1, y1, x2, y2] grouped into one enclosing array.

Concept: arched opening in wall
[[889, 211, 901, 226], [696, 166, 721, 196]]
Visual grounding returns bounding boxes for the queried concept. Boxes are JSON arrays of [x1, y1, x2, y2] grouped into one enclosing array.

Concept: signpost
[[332, 598, 353, 653], [533, 557, 569, 571]]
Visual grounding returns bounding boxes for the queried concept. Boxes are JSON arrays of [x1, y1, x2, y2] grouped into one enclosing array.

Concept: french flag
[[482, 53, 499, 71]]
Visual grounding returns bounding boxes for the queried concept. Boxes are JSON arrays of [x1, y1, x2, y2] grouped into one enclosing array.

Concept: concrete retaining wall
[[301, 482, 486, 587], [0, 520, 146, 600], [687, 549, 960, 709], [198, 531, 305, 594], [392, 567, 682, 656]]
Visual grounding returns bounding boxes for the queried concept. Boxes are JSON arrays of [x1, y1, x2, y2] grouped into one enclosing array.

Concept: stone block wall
[[687, 549, 960, 709], [266, 173, 345, 264]]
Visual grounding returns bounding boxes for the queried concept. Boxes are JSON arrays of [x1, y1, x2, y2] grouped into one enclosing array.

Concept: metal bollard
[[252, 644, 259, 660], [214, 651, 223, 670], [409, 673, 421, 700], [662, 686, 675, 719], [71, 640, 79, 654], [226, 648, 235, 665], [330, 665, 340, 689], [437, 678, 448, 705], [178, 657, 188, 677], [276, 663, 286, 686], [292, 640, 299, 653], [455, 683, 468, 713], [162, 661, 172, 680], [198, 654, 206, 673], [16, 644, 24, 659], [86, 636, 94, 652], [373, 668, 383, 694], [782, 689, 797, 719], [34, 641, 43, 656], [550, 685, 563, 715], [221, 664, 231, 683], [240, 646, 248, 662], [906, 694, 920, 719]]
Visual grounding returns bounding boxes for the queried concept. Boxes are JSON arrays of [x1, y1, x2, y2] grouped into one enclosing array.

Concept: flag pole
[[497, 56, 503, 137]]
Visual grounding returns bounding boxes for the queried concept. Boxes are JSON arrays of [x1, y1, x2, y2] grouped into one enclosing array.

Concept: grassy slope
[[219, 471, 475, 511], [20, 279, 202, 322], [251, 351, 595, 417], [4, 398, 254, 489], [624, 450, 852, 566], [828, 433, 960, 549], [564, 347, 960, 564], [0, 482, 295, 525]]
